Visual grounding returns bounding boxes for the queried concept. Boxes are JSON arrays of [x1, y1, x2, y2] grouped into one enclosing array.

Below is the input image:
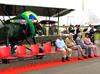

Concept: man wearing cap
[[56, 34, 72, 62]]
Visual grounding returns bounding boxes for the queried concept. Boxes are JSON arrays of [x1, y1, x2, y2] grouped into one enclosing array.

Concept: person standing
[[64, 26, 68, 34], [41, 25, 47, 46], [53, 24, 58, 35], [42, 25, 47, 35], [49, 24, 54, 46], [89, 25, 96, 44], [68, 24, 72, 33], [56, 34, 72, 62], [61, 24, 66, 34], [73, 25, 78, 40], [49, 24, 54, 35], [88, 24, 92, 33], [53, 24, 58, 46], [76, 25, 81, 34]]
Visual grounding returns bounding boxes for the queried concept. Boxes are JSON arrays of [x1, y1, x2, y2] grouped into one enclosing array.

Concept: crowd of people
[[39, 23, 96, 45], [38, 24, 98, 62]]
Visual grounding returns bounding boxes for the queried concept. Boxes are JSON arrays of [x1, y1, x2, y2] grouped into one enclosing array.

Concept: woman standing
[[84, 33, 98, 57]]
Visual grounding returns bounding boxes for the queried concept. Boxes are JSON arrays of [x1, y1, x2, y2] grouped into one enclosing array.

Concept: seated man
[[65, 33, 86, 60], [56, 34, 72, 62], [76, 33, 92, 58]]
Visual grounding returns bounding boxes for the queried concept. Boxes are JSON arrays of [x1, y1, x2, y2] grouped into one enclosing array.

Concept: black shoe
[[88, 55, 93, 58], [84, 56, 88, 58], [62, 58, 65, 62], [65, 57, 70, 61]]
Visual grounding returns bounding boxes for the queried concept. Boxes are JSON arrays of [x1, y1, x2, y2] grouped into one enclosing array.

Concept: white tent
[[71, 10, 100, 26], [84, 10, 100, 25]]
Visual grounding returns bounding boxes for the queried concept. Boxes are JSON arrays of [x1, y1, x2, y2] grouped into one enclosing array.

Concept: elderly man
[[65, 33, 86, 60], [56, 34, 72, 62], [76, 33, 92, 58]]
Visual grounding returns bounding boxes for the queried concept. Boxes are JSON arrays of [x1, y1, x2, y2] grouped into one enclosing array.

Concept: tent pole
[[58, 9, 59, 34], [15, 6, 17, 16], [48, 9, 50, 27], [49, 16, 50, 27]]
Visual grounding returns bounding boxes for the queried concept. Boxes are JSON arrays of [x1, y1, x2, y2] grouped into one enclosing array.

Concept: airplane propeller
[[10, 19, 28, 24]]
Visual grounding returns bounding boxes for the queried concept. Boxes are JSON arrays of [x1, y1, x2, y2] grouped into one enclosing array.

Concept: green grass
[[95, 33, 100, 40]]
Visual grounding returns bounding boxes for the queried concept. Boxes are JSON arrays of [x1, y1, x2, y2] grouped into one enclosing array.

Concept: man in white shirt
[[61, 24, 66, 34], [88, 24, 92, 33]]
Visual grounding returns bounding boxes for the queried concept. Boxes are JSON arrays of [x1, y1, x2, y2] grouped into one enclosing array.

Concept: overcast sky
[[0, 0, 100, 25]]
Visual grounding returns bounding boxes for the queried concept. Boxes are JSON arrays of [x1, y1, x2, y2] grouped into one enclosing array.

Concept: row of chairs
[[0, 43, 58, 64], [0, 42, 80, 65]]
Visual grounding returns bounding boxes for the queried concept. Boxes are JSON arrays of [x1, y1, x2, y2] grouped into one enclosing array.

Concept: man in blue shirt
[[56, 34, 72, 62]]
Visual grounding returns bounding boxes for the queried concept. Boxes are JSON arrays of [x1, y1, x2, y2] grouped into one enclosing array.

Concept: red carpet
[[0, 56, 99, 74]]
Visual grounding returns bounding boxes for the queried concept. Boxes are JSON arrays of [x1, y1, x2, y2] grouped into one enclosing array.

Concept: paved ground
[[0, 40, 100, 74], [19, 58, 100, 74], [19, 40, 100, 74]]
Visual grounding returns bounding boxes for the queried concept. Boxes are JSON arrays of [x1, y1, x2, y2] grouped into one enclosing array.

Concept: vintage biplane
[[0, 3, 74, 54]]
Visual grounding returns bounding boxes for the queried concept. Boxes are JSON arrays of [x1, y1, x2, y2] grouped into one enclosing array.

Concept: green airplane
[[0, 10, 58, 53]]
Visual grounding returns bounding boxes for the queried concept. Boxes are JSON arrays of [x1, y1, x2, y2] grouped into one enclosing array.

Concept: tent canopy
[[0, 4, 74, 17]]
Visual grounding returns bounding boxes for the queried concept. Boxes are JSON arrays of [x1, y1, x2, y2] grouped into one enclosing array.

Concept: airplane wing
[[0, 4, 74, 17]]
